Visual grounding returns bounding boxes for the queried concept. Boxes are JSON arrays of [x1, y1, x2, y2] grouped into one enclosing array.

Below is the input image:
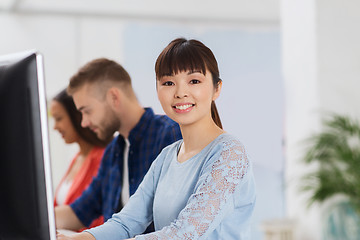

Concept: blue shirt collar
[[120, 107, 155, 143]]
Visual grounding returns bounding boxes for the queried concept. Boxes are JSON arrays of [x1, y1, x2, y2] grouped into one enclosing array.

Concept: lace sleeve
[[139, 138, 250, 240]]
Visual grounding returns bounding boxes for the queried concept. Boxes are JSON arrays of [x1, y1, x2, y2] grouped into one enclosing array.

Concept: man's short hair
[[67, 58, 132, 97]]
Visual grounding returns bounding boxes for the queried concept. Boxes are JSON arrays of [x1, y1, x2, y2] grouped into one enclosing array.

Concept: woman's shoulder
[[213, 133, 246, 150], [206, 133, 252, 180], [205, 133, 250, 166]]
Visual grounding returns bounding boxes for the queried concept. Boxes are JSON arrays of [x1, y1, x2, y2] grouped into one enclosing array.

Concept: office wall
[[282, 0, 360, 239], [0, 13, 283, 240]]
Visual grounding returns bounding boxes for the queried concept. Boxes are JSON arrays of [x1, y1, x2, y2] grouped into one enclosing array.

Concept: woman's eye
[[190, 79, 200, 84], [162, 81, 174, 86]]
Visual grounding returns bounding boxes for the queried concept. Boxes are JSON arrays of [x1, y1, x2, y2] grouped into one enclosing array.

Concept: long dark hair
[[155, 38, 223, 129], [53, 89, 111, 147]]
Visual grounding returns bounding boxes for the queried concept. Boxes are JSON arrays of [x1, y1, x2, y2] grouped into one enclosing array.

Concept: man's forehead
[[73, 84, 104, 109], [72, 87, 92, 108]]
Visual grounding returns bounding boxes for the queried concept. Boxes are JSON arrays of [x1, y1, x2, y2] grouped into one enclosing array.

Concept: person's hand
[[56, 231, 95, 240], [55, 205, 85, 231], [56, 232, 72, 240]]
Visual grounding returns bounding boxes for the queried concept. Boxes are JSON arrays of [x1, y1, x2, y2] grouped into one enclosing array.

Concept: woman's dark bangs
[[157, 45, 207, 79]]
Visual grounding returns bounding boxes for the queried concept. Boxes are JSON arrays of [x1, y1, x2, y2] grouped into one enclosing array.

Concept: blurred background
[[1, 0, 359, 239]]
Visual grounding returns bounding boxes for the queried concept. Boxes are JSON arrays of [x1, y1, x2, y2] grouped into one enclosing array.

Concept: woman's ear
[[212, 80, 222, 101]]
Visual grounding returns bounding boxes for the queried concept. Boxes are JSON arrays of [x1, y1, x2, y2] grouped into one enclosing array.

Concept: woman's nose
[[175, 85, 188, 98], [53, 120, 59, 130]]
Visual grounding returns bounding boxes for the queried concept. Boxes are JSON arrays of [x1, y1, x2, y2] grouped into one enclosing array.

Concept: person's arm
[[85, 154, 165, 240], [55, 205, 85, 231], [57, 231, 94, 240]]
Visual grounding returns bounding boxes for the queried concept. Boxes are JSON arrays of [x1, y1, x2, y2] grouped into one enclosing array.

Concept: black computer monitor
[[0, 51, 56, 240]]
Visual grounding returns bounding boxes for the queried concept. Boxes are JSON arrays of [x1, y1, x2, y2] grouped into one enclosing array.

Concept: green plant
[[300, 114, 360, 213]]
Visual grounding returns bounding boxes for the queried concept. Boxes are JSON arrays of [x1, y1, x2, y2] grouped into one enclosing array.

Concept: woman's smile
[[173, 103, 195, 113]]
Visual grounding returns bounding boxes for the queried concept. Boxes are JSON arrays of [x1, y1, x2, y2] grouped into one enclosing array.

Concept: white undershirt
[[56, 179, 72, 205], [121, 138, 130, 207]]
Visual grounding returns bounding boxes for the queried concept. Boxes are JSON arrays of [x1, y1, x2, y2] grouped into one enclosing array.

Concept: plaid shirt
[[71, 108, 182, 227]]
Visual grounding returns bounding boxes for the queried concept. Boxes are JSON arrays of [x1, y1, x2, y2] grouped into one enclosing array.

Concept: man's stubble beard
[[98, 107, 121, 141]]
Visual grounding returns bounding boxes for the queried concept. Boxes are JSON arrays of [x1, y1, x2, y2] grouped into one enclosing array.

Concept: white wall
[[281, 0, 321, 238], [282, 0, 360, 239], [318, 0, 360, 117]]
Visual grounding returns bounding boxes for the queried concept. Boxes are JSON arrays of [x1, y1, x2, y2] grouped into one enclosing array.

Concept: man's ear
[[212, 80, 222, 101], [106, 87, 122, 108]]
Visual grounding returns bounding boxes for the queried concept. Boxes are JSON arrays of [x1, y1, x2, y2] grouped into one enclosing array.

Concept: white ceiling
[[0, 0, 280, 23]]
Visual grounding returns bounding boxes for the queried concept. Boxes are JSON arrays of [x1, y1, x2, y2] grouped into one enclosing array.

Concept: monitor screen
[[0, 51, 56, 240]]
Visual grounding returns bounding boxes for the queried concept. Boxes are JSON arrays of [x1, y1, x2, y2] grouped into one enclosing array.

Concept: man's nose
[[81, 116, 89, 128]]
